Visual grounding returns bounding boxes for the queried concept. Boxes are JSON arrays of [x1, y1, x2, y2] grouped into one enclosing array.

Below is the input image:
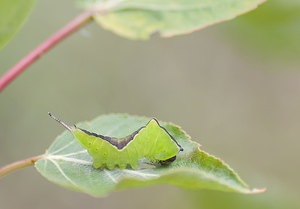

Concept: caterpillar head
[[146, 119, 183, 165]]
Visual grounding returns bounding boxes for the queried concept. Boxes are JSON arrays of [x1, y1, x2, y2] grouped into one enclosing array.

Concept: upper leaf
[[0, 0, 36, 50], [77, 0, 265, 39], [35, 114, 264, 197]]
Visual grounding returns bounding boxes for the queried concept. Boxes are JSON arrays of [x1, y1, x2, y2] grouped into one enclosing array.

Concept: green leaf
[[35, 114, 264, 197], [0, 0, 36, 50], [77, 0, 265, 40]]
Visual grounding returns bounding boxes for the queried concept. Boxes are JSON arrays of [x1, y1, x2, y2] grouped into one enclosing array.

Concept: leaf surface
[[77, 0, 265, 39], [0, 0, 36, 49], [35, 114, 263, 197]]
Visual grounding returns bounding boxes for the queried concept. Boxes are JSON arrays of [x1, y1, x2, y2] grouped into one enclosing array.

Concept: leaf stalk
[[0, 10, 94, 92], [0, 154, 44, 178]]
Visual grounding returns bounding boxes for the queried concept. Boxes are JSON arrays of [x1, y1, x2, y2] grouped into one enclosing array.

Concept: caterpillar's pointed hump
[[147, 118, 183, 152]]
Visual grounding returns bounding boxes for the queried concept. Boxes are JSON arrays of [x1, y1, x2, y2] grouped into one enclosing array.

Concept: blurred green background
[[1, 0, 299, 208]]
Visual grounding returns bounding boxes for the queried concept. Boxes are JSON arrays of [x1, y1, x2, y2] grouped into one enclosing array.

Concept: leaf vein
[[50, 140, 76, 155], [47, 155, 93, 166], [48, 159, 78, 186], [104, 170, 118, 183]]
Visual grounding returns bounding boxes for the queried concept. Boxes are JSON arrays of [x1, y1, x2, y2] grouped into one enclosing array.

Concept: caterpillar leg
[[157, 156, 177, 165]]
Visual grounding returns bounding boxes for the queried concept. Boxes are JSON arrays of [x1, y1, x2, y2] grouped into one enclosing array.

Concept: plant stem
[[0, 154, 44, 178], [0, 10, 94, 92]]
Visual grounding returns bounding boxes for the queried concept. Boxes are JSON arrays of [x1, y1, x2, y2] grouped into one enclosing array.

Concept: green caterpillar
[[49, 113, 183, 169]]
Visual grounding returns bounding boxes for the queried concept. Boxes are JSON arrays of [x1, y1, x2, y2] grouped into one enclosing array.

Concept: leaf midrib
[[95, 1, 221, 12]]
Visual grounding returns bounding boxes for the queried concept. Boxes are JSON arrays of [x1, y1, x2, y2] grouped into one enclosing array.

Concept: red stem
[[0, 10, 94, 92], [0, 154, 44, 178]]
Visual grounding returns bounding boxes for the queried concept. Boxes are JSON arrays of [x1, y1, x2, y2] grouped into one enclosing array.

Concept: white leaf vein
[[61, 150, 88, 157], [48, 159, 78, 186], [123, 170, 159, 178], [50, 140, 76, 155], [104, 170, 118, 183], [47, 155, 93, 166]]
